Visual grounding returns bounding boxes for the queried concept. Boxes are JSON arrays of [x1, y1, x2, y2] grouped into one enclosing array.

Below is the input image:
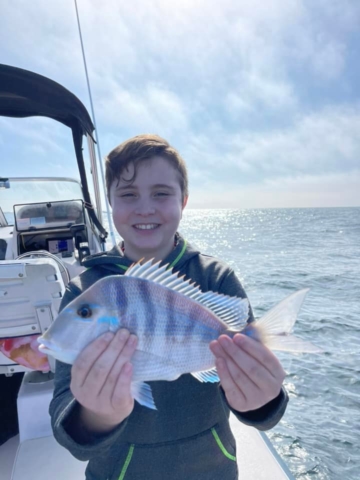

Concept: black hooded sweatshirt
[[49, 235, 288, 480]]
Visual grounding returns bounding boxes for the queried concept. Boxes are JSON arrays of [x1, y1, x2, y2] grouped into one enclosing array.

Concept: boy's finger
[[99, 334, 137, 400], [217, 335, 276, 389], [233, 334, 285, 380], [83, 329, 133, 395], [213, 339, 283, 406], [71, 332, 114, 389], [111, 362, 134, 410], [215, 357, 247, 407], [211, 340, 259, 394]]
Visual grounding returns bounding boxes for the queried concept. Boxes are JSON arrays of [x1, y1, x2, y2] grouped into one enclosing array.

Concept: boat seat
[[0, 258, 66, 375]]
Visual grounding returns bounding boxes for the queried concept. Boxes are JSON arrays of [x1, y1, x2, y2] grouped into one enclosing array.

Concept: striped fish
[[38, 260, 322, 409]]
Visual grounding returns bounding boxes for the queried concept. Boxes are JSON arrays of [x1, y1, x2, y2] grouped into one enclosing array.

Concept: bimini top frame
[[0, 63, 107, 243]]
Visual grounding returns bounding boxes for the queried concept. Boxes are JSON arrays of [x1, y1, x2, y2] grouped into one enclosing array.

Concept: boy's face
[[109, 156, 187, 262]]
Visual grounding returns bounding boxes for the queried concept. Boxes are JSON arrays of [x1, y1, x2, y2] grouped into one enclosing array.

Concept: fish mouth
[[37, 339, 60, 358], [37, 338, 75, 364], [38, 344, 56, 357], [37, 337, 59, 352]]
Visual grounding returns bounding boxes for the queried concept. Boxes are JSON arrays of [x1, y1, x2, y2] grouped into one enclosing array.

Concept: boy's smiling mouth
[[133, 223, 160, 230]]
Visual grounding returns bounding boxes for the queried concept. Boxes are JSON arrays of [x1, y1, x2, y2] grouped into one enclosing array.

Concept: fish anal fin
[[131, 381, 157, 410], [191, 367, 219, 383]]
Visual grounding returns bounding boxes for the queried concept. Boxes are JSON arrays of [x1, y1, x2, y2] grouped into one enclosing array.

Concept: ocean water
[[180, 207, 359, 480], [107, 207, 360, 480]]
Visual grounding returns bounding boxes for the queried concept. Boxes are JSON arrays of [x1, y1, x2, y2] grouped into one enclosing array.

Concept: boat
[[0, 64, 294, 480]]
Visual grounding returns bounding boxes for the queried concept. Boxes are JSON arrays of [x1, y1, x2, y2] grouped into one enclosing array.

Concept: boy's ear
[[182, 196, 188, 209]]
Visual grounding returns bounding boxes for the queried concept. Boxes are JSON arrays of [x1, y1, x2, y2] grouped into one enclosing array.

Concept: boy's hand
[[209, 334, 285, 412], [70, 329, 137, 432]]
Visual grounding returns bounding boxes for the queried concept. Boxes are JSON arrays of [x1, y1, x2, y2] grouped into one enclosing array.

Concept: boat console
[[14, 199, 90, 263], [16, 199, 83, 251]]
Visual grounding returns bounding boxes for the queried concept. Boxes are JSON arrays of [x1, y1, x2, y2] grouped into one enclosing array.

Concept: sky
[[0, 0, 360, 208]]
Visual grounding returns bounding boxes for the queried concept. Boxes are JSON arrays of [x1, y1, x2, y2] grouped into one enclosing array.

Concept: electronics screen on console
[[48, 238, 74, 255]]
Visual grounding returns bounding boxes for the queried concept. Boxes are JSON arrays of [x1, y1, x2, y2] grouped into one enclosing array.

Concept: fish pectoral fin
[[131, 381, 157, 410], [191, 367, 219, 383]]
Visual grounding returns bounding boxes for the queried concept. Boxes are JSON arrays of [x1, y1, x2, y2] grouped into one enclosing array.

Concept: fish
[[0, 334, 50, 372], [38, 259, 322, 410]]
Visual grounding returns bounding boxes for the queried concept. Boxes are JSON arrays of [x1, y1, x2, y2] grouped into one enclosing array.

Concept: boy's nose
[[134, 201, 156, 216]]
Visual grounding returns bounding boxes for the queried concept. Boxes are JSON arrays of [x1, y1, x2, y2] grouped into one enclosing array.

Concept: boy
[[50, 134, 288, 479]]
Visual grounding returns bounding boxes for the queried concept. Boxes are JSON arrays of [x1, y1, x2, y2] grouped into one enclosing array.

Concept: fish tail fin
[[131, 381, 157, 410], [243, 289, 323, 353], [261, 333, 323, 353]]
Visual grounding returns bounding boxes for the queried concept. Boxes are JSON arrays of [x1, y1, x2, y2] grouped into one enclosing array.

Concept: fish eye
[[77, 306, 92, 319]]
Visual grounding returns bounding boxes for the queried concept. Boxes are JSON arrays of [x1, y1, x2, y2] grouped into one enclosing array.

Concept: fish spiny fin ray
[[191, 368, 220, 383], [125, 259, 249, 329], [125, 259, 201, 296]]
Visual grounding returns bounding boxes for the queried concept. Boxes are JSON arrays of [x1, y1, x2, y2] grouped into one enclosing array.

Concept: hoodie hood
[[82, 234, 200, 274]]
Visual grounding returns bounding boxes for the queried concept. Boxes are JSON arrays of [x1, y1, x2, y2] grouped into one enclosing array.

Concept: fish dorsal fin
[[125, 259, 249, 330], [125, 259, 201, 298]]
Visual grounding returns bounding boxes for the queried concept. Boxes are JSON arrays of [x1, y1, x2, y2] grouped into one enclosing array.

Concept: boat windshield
[[0, 178, 83, 226]]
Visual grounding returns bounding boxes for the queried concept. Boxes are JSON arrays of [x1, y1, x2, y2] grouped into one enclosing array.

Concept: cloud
[[230, 105, 360, 174], [1, 0, 359, 208], [1, 0, 356, 119], [178, 105, 360, 188], [188, 170, 360, 208], [0, 117, 81, 178], [0, 117, 71, 155], [97, 82, 189, 139], [311, 40, 346, 80], [224, 75, 298, 118]]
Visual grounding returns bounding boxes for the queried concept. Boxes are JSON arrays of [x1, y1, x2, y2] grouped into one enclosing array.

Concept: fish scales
[[104, 276, 226, 374], [146, 281, 158, 339], [138, 279, 156, 346], [122, 278, 217, 335], [144, 279, 224, 336], [132, 279, 224, 372]]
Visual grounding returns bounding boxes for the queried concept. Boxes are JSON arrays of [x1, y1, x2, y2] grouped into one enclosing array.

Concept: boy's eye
[[121, 193, 136, 198], [155, 192, 170, 197]]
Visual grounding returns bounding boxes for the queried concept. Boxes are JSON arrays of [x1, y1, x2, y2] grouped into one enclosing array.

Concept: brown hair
[[105, 134, 188, 202]]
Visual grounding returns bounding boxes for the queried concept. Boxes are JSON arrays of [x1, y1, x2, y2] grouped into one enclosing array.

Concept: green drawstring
[[87, 238, 187, 274], [211, 428, 236, 461], [114, 239, 187, 271], [118, 444, 135, 480], [168, 239, 187, 269], [115, 264, 128, 271]]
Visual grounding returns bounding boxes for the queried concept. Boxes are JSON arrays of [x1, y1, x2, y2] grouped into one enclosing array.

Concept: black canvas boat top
[[0, 64, 94, 137], [0, 64, 107, 240]]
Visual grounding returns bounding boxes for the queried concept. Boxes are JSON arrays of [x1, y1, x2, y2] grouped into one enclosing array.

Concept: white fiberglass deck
[[230, 415, 294, 479], [0, 415, 293, 480]]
